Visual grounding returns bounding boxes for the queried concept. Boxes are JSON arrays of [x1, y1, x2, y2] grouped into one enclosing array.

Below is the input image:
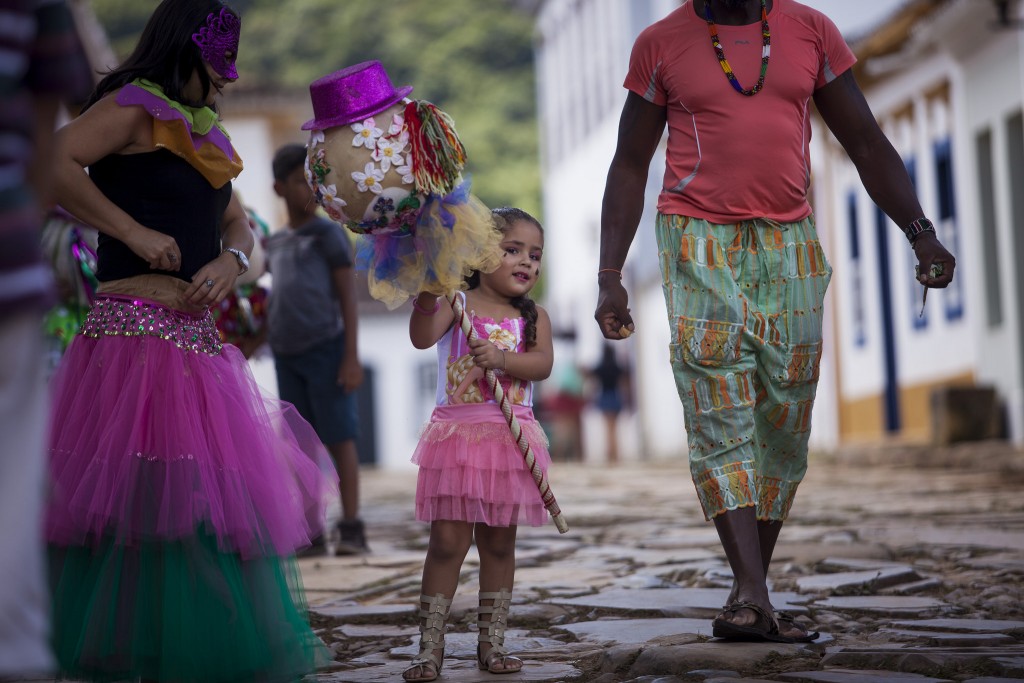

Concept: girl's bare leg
[[475, 524, 521, 673], [404, 521, 474, 681]]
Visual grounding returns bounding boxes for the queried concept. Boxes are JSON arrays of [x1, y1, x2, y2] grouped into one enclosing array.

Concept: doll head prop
[[303, 61, 466, 236], [302, 61, 501, 310]]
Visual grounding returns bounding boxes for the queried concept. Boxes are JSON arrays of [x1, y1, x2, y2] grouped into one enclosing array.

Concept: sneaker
[[335, 518, 369, 555]]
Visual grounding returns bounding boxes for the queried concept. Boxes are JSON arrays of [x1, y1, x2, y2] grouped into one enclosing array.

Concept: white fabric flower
[[321, 184, 348, 221], [391, 130, 410, 159], [352, 162, 385, 194], [303, 154, 313, 184], [308, 129, 325, 147], [388, 113, 405, 136], [396, 162, 415, 185], [320, 183, 340, 202], [372, 138, 406, 172], [351, 118, 382, 149]]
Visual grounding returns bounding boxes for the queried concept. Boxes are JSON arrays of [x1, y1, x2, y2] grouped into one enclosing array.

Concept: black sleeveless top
[[92, 149, 231, 282]]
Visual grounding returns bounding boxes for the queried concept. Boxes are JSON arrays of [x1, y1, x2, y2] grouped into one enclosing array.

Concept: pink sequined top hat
[[301, 61, 413, 131]]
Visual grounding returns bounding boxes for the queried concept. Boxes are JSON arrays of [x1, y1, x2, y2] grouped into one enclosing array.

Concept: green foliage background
[[90, 0, 541, 215]]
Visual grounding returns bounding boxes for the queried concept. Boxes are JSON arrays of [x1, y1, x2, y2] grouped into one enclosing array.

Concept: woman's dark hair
[[83, 0, 237, 111], [466, 207, 544, 348]]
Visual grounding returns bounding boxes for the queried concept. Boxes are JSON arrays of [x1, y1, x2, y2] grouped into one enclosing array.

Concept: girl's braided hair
[[465, 207, 543, 348]]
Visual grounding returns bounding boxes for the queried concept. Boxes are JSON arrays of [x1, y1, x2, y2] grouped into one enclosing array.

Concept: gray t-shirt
[[265, 216, 353, 356]]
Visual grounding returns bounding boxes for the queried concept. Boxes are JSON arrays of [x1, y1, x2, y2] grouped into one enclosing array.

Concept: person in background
[[0, 0, 89, 677], [542, 359, 587, 462], [267, 142, 368, 554], [595, 0, 955, 643], [589, 342, 631, 465]]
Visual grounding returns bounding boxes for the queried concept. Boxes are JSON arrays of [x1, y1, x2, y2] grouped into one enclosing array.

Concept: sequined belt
[[79, 295, 222, 355]]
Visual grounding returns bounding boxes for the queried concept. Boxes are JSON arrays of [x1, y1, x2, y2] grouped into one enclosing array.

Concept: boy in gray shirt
[[266, 143, 367, 553]]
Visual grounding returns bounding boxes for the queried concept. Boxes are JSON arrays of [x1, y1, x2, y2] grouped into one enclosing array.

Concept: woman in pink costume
[[403, 208, 554, 681], [47, 0, 335, 680]]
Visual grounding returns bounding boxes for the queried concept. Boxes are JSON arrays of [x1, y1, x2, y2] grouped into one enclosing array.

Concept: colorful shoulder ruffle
[[116, 79, 243, 188]]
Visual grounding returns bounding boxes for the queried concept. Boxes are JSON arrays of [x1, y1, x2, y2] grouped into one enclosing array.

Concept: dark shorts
[[273, 333, 359, 446], [595, 388, 623, 414]]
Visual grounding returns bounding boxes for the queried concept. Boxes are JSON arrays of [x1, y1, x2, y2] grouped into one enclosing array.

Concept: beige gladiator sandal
[[402, 593, 451, 682], [476, 589, 523, 674]]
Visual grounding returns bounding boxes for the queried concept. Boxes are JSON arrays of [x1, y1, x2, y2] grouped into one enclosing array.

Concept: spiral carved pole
[[446, 293, 569, 534]]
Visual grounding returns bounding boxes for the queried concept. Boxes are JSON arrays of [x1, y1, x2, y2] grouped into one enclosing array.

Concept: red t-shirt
[[624, 0, 856, 223]]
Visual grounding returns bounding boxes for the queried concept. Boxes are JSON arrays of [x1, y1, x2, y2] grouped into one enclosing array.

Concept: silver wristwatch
[[223, 247, 250, 275]]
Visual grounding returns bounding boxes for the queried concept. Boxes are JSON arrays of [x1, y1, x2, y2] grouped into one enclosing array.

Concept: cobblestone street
[[302, 441, 1024, 683]]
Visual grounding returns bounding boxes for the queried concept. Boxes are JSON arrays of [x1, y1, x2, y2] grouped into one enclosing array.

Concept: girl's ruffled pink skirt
[[412, 404, 552, 527], [45, 295, 337, 681]]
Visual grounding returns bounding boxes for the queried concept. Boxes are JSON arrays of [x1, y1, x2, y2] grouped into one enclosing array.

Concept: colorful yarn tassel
[[404, 100, 467, 196]]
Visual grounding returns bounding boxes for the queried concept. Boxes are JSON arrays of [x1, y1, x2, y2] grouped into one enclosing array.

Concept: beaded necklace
[[703, 0, 771, 96]]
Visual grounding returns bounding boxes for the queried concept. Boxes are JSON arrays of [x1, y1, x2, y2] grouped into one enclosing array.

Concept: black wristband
[[903, 217, 936, 244]]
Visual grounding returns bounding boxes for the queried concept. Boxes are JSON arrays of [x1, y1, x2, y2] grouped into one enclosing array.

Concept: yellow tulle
[[361, 189, 502, 309]]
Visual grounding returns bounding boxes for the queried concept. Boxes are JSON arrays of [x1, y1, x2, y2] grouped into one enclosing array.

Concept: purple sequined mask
[[191, 8, 240, 80]]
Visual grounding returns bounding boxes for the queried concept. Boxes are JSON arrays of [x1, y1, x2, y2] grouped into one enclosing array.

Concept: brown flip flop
[[712, 601, 796, 644]]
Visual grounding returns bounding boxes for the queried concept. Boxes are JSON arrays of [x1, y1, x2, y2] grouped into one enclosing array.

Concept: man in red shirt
[[595, 0, 955, 643]]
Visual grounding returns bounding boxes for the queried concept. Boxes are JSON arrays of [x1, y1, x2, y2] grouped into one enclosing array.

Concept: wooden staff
[[446, 293, 569, 534]]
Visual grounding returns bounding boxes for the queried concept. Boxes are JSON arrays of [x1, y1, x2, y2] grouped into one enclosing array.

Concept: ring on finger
[[168, 253, 177, 263], [205, 279, 215, 288]]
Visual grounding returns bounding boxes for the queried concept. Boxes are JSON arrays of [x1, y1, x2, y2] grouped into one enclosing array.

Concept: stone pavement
[[304, 441, 1024, 683]]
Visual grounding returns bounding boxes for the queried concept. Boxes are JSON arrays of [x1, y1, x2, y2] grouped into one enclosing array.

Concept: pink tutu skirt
[[412, 404, 552, 527], [47, 295, 337, 557], [45, 295, 337, 681]]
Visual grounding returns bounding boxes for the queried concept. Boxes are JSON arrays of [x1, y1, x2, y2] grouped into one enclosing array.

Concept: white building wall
[[218, 116, 279, 228], [359, 316, 433, 471], [959, 23, 1024, 443], [814, 0, 1024, 445]]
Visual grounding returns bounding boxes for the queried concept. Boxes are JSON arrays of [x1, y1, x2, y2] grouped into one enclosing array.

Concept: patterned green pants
[[656, 214, 832, 521]]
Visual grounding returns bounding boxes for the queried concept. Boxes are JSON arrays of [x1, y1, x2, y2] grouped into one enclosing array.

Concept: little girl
[[403, 207, 554, 681]]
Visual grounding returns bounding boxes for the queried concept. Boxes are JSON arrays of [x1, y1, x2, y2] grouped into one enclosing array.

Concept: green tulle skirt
[[49, 527, 331, 682]]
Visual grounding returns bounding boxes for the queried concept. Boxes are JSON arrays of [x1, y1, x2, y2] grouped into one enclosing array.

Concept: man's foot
[[774, 609, 819, 642], [712, 601, 795, 643], [723, 583, 818, 642], [335, 518, 369, 555]]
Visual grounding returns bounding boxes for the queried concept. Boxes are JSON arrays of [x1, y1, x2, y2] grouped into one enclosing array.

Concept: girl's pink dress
[[412, 292, 552, 527]]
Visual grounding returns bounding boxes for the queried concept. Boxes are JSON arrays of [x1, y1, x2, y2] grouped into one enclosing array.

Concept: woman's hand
[[468, 337, 506, 371], [122, 225, 182, 272], [184, 252, 239, 307]]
